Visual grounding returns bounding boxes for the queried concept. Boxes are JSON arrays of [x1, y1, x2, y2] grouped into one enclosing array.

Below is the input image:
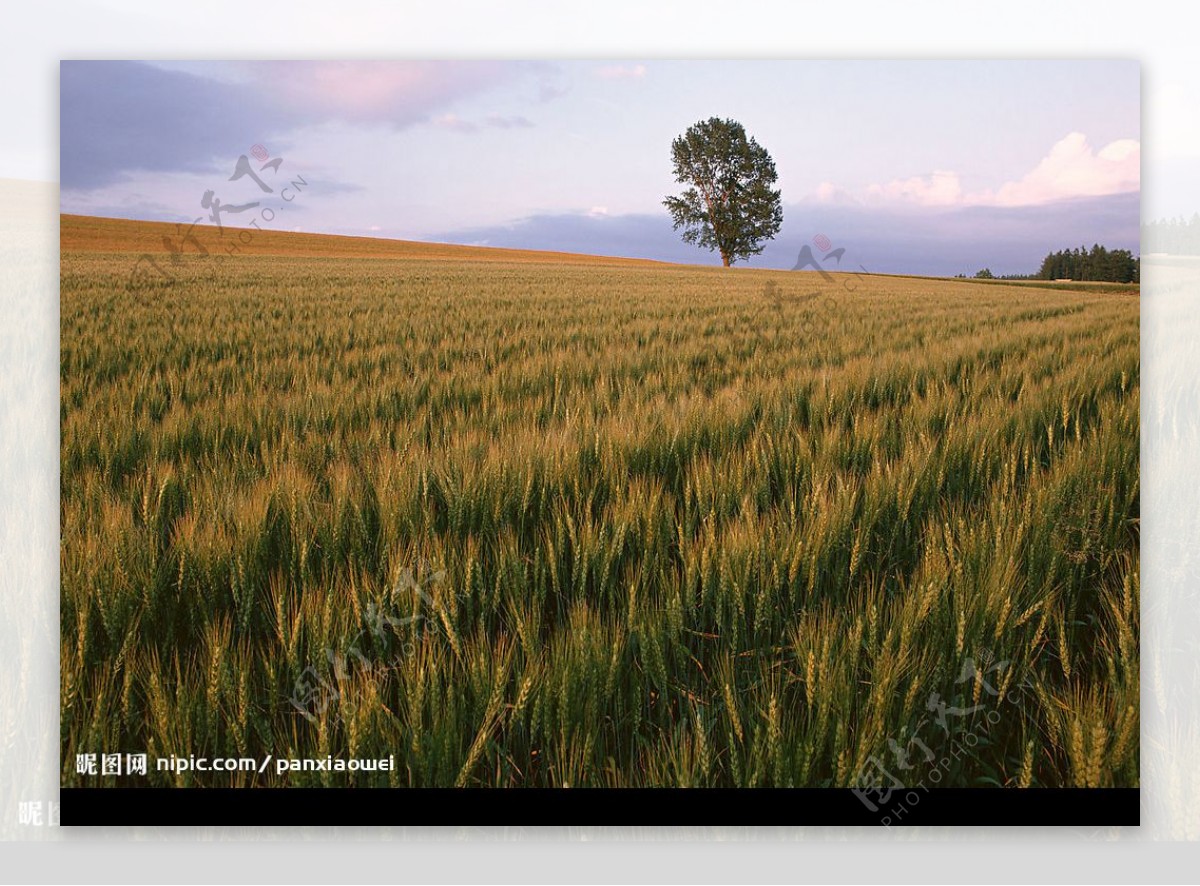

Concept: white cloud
[[812, 133, 1139, 209], [430, 113, 478, 133], [247, 61, 518, 125], [431, 112, 534, 133], [983, 132, 1140, 206], [865, 169, 963, 207], [485, 113, 534, 129], [596, 64, 646, 80], [813, 182, 847, 204]]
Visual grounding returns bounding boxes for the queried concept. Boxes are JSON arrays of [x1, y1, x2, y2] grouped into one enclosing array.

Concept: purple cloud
[[432, 192, 1139, 276]]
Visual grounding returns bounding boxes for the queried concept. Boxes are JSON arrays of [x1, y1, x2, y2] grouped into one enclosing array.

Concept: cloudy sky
[[60, 60, 1140, 275]]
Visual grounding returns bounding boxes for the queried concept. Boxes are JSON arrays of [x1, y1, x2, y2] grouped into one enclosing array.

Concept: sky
[[59, 60, 1141, 275]]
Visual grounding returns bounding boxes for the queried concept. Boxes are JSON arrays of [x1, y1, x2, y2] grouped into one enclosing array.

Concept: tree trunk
[[721, 252, 731, 267]]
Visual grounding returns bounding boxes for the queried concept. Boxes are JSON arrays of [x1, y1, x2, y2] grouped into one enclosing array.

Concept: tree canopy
[[1037, 244, 1139, 283], [1142, 214, 1200, 256], [663, 117, 783, 267]]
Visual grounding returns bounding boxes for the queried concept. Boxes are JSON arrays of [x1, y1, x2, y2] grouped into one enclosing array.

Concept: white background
[[2, 0, 1199, 882]]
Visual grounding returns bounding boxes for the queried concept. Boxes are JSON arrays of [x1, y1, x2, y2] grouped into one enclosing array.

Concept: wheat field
[[60, 215, 1139, 789]]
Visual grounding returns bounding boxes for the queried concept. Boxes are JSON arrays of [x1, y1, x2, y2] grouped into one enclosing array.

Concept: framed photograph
[[58, 59, 1140, 826]]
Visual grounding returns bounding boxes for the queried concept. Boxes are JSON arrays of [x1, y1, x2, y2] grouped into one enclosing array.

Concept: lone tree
[[663, 117, 783, 267]]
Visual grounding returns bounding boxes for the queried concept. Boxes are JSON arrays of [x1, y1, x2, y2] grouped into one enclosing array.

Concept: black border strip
[[61, 787, 1139, 827]]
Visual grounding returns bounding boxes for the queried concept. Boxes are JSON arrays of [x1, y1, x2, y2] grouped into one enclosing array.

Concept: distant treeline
[[958, 244, 1139, 284], [1143, 214, 1200, 256], [1035, 244, 1139, 283]]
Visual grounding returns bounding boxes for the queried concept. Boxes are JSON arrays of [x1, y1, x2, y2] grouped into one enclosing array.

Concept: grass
[[60, 215, 1139, 789]]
